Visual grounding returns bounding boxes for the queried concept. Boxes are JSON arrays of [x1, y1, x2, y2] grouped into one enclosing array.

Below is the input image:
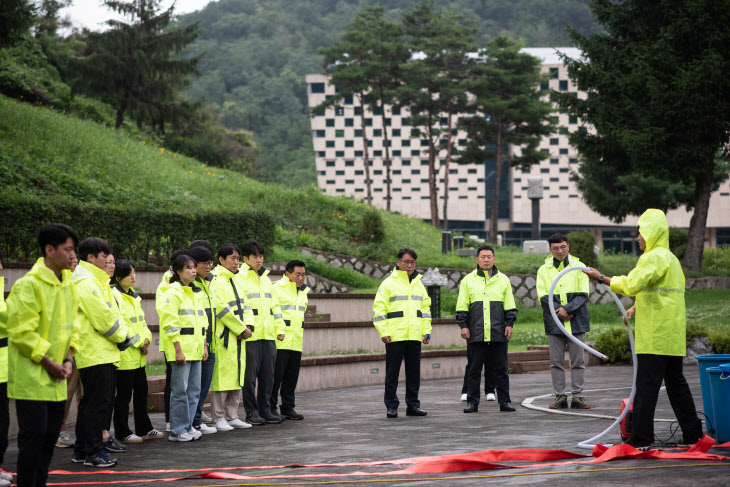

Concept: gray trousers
[[547, 333, 585, 397], [242, 340, 276, 416]]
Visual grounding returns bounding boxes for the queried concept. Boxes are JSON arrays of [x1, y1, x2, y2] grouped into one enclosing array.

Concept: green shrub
[[595, 327, 632, 363], [685, 320, 708, 348], [668, 227, 688, 260], [708, 329, 730, 354], [0, 192, 275, 263], [567, 230, 598, 268], [360, 209, 386, 244]]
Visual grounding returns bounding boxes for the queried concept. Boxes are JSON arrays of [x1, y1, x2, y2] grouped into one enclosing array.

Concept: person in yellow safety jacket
[[155, 248, 191, 431], [536, 233, 591, 410], [237, 240, 286, 425], [372, 248, 432, 419], [72, 237, 136, 467], [270, 260, 310, 420], [0, 249, 8, 487], [158, 254, 208, 442], [457, 245, 517, 413], [208, 244, 254, 431], [6, 225, 80, 484], [584, 209, 703, 450], [111, 260, 163, 444]]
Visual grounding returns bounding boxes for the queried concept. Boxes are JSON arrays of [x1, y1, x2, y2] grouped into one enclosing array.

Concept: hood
[[73, 259, 110, 285], [27, 257, 72, 286], [638, 209, 669, 252]]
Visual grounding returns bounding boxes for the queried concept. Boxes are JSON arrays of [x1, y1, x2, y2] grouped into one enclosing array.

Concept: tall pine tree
[[558, 0, 730, 271], [77, 0, 200, 129], [459, 36, 554, 242]]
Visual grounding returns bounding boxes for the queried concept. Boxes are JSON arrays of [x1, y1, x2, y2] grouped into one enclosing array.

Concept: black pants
[[384, 340, 421, 410], [75, 363, 116, 456], [164, 354, 172, 423], [466, 341, 510, 405], [631, 354, 703, 445], [0, 382, 8, 466], [461, 346, 496, 395], [114, 367, 153, 439], [243, 340, 276, 416], [15, 399, 65, 487], [270, 349, 302, 412]]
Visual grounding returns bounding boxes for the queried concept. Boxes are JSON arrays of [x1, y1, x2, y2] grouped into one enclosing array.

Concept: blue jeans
[[170, 360, 201, 436], [193, 352, 215, 427]]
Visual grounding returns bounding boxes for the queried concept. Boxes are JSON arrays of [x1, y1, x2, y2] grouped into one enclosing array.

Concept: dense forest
[[178, 0, 598, 186]]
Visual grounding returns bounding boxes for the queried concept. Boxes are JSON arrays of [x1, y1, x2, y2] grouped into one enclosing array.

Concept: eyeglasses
[[398, 259, 417, 266], [551, 245, 568, 251]]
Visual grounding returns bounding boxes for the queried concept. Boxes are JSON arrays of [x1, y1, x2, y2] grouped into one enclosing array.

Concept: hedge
[[0, 193, 276, 263]]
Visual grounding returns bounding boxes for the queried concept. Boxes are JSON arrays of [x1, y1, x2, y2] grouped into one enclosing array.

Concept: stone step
[[510, 359, 570, 374], [304, 313, 331, 323], [508, 350, 550, 361], [527, 345, 549, 351]]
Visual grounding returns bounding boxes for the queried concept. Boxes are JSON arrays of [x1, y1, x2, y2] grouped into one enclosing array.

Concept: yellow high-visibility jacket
[[112, 284, 152, 370], [195, 274, 216, 349], [210, 266, 253, 390], [536, 254, 590, 335], [272, 275, 309, 352], [456, 266, 517, 343], [73, 260, 130, 369], [7, 258, 80, 401], [235, 264, 285, 341], [610, 209, 687, 356], [372, 269, 432, 342], [0, 276, 7, 384], [155, 269, 174, 355], [158, 281, 207, 361]]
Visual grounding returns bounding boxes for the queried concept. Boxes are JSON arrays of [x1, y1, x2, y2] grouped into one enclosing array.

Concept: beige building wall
[[306, 48, 730, 240]]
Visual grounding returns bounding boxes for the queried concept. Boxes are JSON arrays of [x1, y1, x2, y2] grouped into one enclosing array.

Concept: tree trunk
[[358, 94, 373, 205], [441, 113, 454, 230], [682, 169, 713, 272], [115, 100, 127, 129], [489, 119, 503, 243], [378, 87, 392, 212], [427, 117, 439, 227]]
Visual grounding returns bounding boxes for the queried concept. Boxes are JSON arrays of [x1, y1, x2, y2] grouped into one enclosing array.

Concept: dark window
[[468, 187, 477, 191], [540, 81, 549, 91], [402, 139, 411, 147], [373, 107, 382, 115], [335, 107, 344, 116], [540, 168, 549, 173], [345, 140, 354, 147], [326, 119, 335, 127], [326, 141, 335, 148], [374, 188, 383, 192], [549, 68, 559, 79], [569, 158, 578, 164], [401, 159, 410, 165], [411, 169, 420, 174], [373, 150, 382, 156], [335, 151, 344, 157], [560, 186, 569, 190], [335, 170, 344, 175], [326, 161, 335, 167], [354, 129, 362, 137], [421, 178, 429, 183], [392, 107, 401, 115], [335, 129, 344, 137], [314, 130, 325, 137], [344, 95, 353, 104], [440, 117, 448, 126], [468, 169, 477, 174], [449, 169, 458, 174], [569, 115, 578, 124], [401, 117, 410, 126], [355, 188, 364, 192], [374, 170, 383, 175], [550, 138, 559, 145], [560, 168, 569, 173], [458, 178, 467, 183], [412, 187, 421, 192], [345, 160, 354, 167], [317, 151, 325, 157], [569, 194, 578, 198], [355, 170, 364, 175], [402, 179, 411, 183], [326, 179, 335, 184], [550, 158, 559, 165], [392, 129, 401, 137], [393, 170, 401, 175], [550, 177, 559, 182], [310, 82, 325, 93], [373, 129, 382, 137], [421, 159, 429, 166], [392, 150, 401, 156], [355, 150, 363, 157], [559, 148, 568, 155], [411, 150, 420, 156], [364, 118, 373, 127], [345, 118, 354, 127], [559, 80, 568, 91], [420, 139, 429, 147], [336, 189, 345, 193], [345, 180, 354, 184], [393, 188, 402, 192], [514, 177, 521, 182], [354, 106, 362, 116]]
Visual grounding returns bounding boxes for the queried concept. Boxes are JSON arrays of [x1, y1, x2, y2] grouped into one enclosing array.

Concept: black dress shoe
[[387, 408, 398, 418], [261, 411, 284, 423], [406, 407, 427, 416], [463, 403, 478, 413], [280, 409, 304, 420], [499, 402, 516, 412]]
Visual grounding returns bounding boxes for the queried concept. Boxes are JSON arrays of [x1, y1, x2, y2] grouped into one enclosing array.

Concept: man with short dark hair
[[237, 240, 286, 425], [373, 248, 431, 418], [73, 237, 135, 467], [457, 245, 517, 413], [7, 224, 80, 486], [270, 260, 309, 420], [536, 233, 591, 410]]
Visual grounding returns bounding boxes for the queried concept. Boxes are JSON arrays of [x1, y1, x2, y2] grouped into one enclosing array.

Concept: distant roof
[[521, 48, 584, 65]]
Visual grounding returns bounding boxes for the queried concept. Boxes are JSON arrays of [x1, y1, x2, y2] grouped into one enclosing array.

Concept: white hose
[[547, 266, 637, 449]]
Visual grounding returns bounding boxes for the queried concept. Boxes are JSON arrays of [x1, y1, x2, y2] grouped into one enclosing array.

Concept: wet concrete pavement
[[4, 364, 728, 486]]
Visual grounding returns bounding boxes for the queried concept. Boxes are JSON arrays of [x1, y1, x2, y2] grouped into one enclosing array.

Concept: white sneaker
[[201, 411, 213, 424], [188, 428, 202, 440], [215, 419, 234, 432], [195, 423, 217, 434], [168, 431, 194, 442], [228, 418, 252, 429], [0, 479, 11, 487], [486, 393, 496, 401], [0, 471, 12, 481], [121, 433, 143, 444], [460, 393, 467, 402], [165, 422, 170, 432]]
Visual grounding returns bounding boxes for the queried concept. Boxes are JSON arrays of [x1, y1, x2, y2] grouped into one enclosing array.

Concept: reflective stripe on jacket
[[372, 269, 432, 342], [0, 276, 7, 384], [73, 260, 129, 369], [610, 209, 686, 356], [272, 275, 309, 352], [7, 258, 80, 401], [235, 264, 285, 341], [536, 254, 590, 335], [455, 266, 517, 343], [159, 281, 207, 361], [210, 266, 252, 390], [112, 284, 151, 370]]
